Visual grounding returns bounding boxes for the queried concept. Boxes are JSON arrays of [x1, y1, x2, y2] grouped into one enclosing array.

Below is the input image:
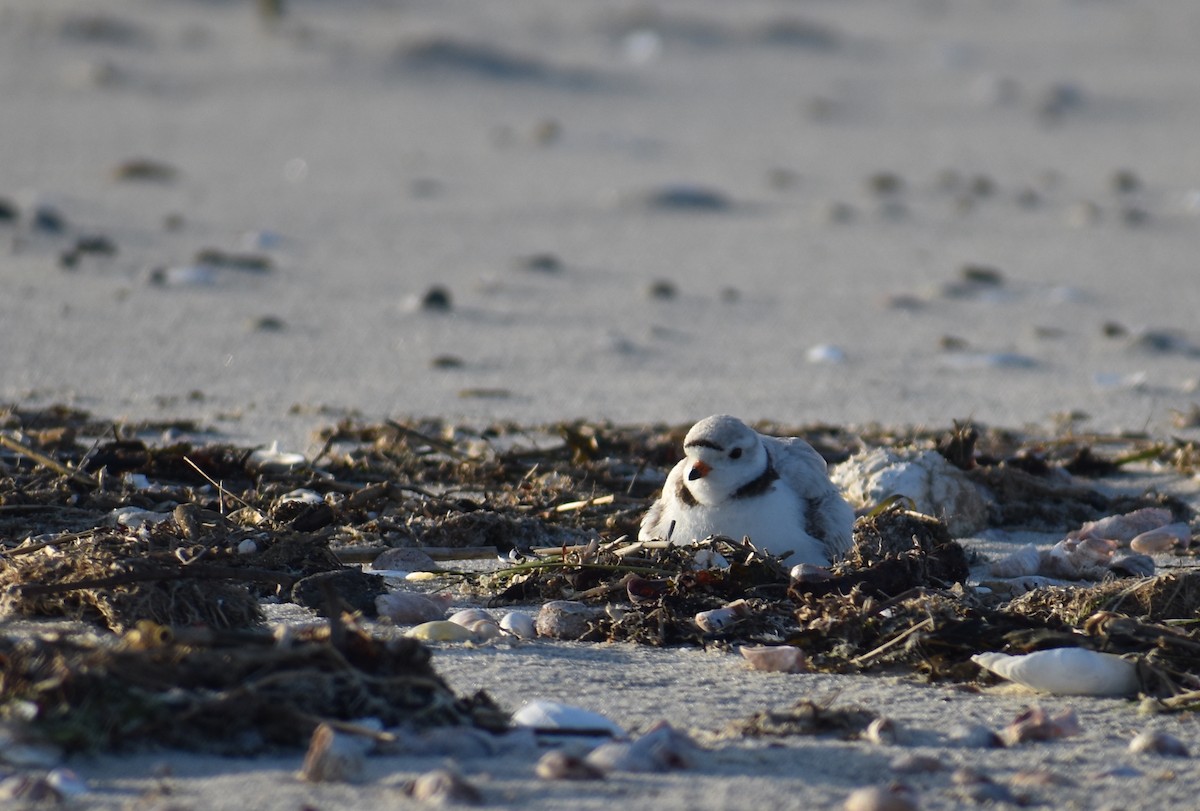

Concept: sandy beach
[[3, 1, 1200, 808]]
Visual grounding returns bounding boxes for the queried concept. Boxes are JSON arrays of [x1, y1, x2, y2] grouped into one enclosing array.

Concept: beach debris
[[535, 750, 605, 780], [1128, 730, 1189, 757], [998, 706, 1081, 746], [946, 723, 1003, 749], [863, 717, 901, 746], [1130, 523, 1192, 554], [843, 783, 919, 811], [739, 644, 807, 673], [247, 441, 306, 472], [1040, 537, 1117, 580], [831, 448, 993, 536], [643, 184, 733, 212], [988, 544, 1041, 578], [499, 610, 536, 639], [972, 648, 1139, 696], [375, 592, 448, 624], [695, 599, 750, 633], [449, 608, 494, 627], [112, 158, 178, 183], [727, 700, 877, 739], [585, 721, 701, 773], [806, 343, 847, 364], [406, 620, 486, 643], [299, 723, 368, 783], [418, 286, 453, 312], [890, 754, 943, 773], [535, 600, 595, 639], [646, 279, 678, 300], [403, 768, 483, 806], [511, 700, 624, 738], [1074, 508, 1173, 544]]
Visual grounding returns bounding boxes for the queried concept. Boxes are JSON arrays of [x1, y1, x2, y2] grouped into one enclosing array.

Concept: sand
[[3, 0, 1200, 808]]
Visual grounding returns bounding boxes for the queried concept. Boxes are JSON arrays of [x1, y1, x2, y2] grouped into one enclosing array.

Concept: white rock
[[831, 448, 993, 536], [971, 648, 1139, 696]]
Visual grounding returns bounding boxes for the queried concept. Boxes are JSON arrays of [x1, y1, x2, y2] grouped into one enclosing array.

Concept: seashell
[[299, 724, 367, 783], [405, 620, 482, 643], [535, 600, 595, 640], [998, 706, 1081, 746], [790, 563, 833, 582], [1074, 508, 1173, 544], [831, 447, 993, 536], [469, 619, 501, 641], [535, 750, 605, 781], [1128, 730, 1189, 757], [45, 768, 87, 797], [1130, 523, 1192, 554], [375, 592, 448, 624], [448, 608, 493, 627], [585, 721, 700, 774], [692, 548, 728, 569], [739, 645, 807, 673], [511, 700, 624, 737], [889, 754, 943, 774], [277, 488, 322, 505], [236, 539, 258, 555], [864, 717, 899, 746], [247, 442, 306, 472], [404, 768, 482, 806], [972, 648, 1138, 696], [695, 599, 750, 633], [987, 544, 1040, 578], [499, 610, 536, 639], [945, 723, 1002, 749], [843, 784, 920, 811], [108, 507, 171, 529]]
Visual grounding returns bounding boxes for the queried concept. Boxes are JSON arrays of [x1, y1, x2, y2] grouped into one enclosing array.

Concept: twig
[[183, 456, 255, 512], [849, 617, 935, 667], [0, 432, 97, 487]]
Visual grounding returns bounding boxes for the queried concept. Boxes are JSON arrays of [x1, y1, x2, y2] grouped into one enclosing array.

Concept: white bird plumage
[[639, 415, 854, 565]]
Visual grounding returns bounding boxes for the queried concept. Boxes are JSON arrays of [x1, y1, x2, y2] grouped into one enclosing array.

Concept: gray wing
[[638, 460, 686, 541], [764, 436, 855, 560]]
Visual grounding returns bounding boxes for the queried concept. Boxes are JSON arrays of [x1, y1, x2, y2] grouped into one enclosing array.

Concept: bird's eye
[[729, 448, 743, 460]]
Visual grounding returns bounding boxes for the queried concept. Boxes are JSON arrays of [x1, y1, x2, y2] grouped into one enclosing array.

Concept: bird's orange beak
[[688, 460, 712, 481]]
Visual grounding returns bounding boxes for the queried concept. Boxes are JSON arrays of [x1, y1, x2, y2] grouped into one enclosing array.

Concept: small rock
[[1129, 730, 1189, 757], [843, 784, 919, 811], [404, 769, 482, 806], [112, 158, 179, 182], [644, 184, 733, 212], [646, 279, 678, 300], [535, 600, 595, 639], [420, 286, 453, 312]]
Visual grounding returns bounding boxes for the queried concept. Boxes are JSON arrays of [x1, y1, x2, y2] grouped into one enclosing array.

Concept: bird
[[639, 415, 854, 565]]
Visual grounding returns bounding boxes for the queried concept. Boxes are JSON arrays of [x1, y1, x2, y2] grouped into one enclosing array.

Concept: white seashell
[[585, 721, 700, 773], [237, 539, 258, 555], [299, 724, 367, 783], [1129, 730, 1189, 757], [45, 768, 87, 797], [864, 717, 900, 746], [843, 784, 920, 811], [511, 700, 624, 737], [375, 592, 447, 624], [692, 548, 729, 569], [404, 620, 481, 643], [247, 441, 306, 472], [831, 448, 993, 536], [695, 599, 750, 633], [404, 769, 482, 805], [790, 563, 833, 582], [988, 544, 1040, 578], [1130, 523, 1192, 554], [278, 488, 322, 505], [448, 608, 493, 627], [1075, 508, 1173, 543], [107, 507, 171, 529], [469, 619, 501, 641], [535, 600, 595, 640], [535, 750, 605, 780], [972, 648, 1139, 696], [499, 610, 536, 639], [739, 645, 807, 673]]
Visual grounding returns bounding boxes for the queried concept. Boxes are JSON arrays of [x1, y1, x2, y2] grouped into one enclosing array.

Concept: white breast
[[667, 481, 829, 564]]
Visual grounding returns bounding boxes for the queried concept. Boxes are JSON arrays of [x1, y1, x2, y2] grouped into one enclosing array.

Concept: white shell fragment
[[108, 507, 171, 529], [972, 648, 1139, 696], [499, 610, 536, 639], [695, 599, 750, 633], [1130, 523, 1192, 554], [831, 448, 993, 536], [843, 784, 920, 811], [299, 723, 368, 783], [375, 592, 448, 624], [987, 545, 1040, 578], [535, 600, 595, 640], [236, 539, 259, 555], [739, 645, 808, 673], [584, 721, 701, 773], [247, 441, 306, 472], [1128, 730, 1190, 757], [511, 700, 624, 737]]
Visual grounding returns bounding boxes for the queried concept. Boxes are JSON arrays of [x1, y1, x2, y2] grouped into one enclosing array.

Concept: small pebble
[[420, 286, 453, 312], [248, 315, 286, 332], [517, 252, 563, 274], [404, 769, 482, 806], [644, 185, 733, 212], [867, 172, 904, 196], [1129, 730, 1190, 757], [535, 600, 595, 639], [32, 205, 66, 234], [646, 279, 678, 300]]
